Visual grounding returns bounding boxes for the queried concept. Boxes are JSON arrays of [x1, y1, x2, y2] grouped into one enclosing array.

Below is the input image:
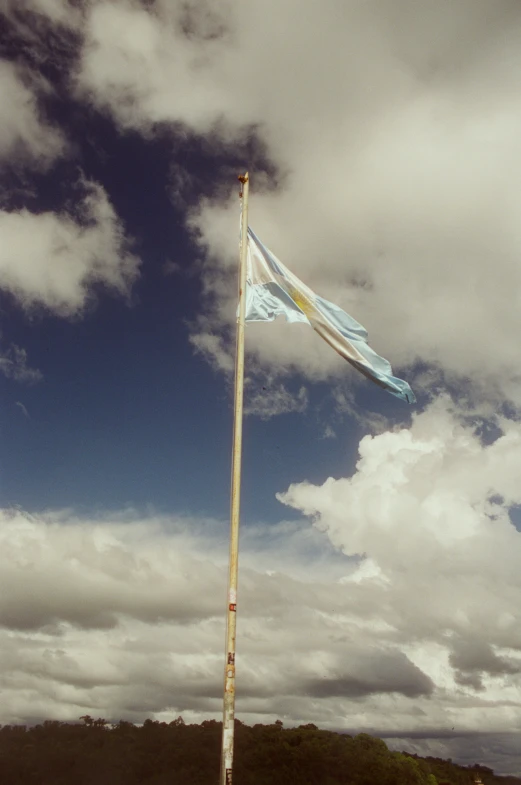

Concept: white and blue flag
[[244, 227, 415, 404]]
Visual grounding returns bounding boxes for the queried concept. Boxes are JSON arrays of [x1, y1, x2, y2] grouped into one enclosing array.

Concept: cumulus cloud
[[276, 400, 521, 755], [72, 0, 521, 407], [14, 0, 79, 25], [0, 510, 224, 631], [0, 59, 66, 168], [75, 0, 235, 136], [0, 17, 140, 340], [0, 0, 83, 36], [0, 49, 140, 372], [0, 181, 140, 315], [0, 506, 435, 729], [1, 406, 521, 771]]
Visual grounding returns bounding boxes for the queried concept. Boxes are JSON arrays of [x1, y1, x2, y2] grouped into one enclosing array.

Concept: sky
[[1, 0, 521, 776]]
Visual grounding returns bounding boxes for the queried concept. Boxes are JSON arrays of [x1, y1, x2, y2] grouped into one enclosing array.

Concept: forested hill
[[0, 717, 519, 785]]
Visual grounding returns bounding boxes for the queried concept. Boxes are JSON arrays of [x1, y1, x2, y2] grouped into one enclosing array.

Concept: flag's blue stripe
[[313, 296, 415, 403], [245, 227, 415, 404], [245, 280, 309, 325]]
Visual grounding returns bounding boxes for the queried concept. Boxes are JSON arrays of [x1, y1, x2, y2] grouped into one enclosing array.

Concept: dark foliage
[[0, 717, 518, 785]]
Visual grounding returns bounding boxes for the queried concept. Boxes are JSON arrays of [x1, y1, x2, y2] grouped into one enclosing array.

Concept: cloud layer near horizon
[[1, 402, 520, 772]]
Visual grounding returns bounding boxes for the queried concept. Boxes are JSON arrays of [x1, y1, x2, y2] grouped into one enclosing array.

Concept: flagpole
[[220, 172, 249, 785]]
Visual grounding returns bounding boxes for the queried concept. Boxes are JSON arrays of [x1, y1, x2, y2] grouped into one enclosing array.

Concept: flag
[[244, 227, 415, 404]]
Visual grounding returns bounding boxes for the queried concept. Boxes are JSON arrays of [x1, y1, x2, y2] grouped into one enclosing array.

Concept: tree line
[[0, 716, 518, 785]]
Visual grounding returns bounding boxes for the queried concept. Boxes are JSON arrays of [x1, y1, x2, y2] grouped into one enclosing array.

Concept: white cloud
[[1, 415, 521, 772], [0, 0, 83, 29], [0, 505, 436, 734], [20, 0, 78, 24], [190, 329, 234, 373], [277, 400, 521, 734], [0, 507, 359, 726], [75, 0, 235, 136], [0, 31, 140, 332], [0, 52, 139, 371], [0, 60, 66, 168], [73, 0, 521, 407], [0, 181, 140, 315]]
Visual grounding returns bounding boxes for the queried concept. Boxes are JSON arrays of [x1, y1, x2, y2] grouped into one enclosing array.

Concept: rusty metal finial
[[238, 173, 249, 197]]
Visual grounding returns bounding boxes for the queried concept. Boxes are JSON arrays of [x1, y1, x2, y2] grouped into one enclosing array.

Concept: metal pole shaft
[[220, 172, 249, 785]]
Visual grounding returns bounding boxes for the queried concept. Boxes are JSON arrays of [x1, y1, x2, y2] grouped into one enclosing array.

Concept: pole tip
[[238, 173, 249, 184]]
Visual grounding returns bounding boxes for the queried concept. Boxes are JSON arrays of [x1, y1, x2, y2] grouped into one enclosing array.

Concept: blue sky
[[0, 107, 409, 520], [1, 0, 521, 778]]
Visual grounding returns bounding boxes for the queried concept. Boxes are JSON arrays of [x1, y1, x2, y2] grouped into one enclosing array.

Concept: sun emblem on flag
[[286, 284, 316, 318]]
